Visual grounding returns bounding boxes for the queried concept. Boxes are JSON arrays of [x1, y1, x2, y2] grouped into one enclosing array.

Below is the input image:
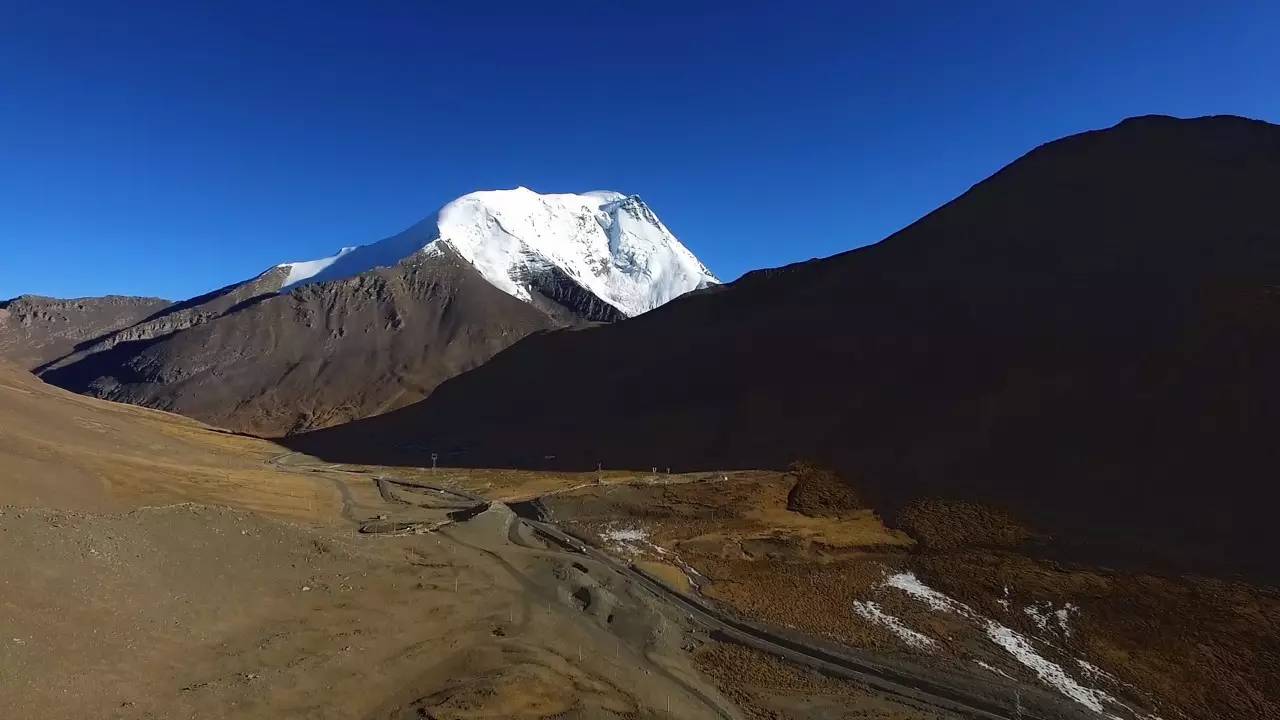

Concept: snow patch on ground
[[984, 621, 1115, 715], [853, 601, 936, 649], [975, 659, 1016, 680], [880, 572, 1138, 719], [599, 524, 704, 590], [1078, 659, 1120, 683], [601, 526, 649, 555], [1025, 601, 1078, 637], [884, 572, 970, 613]]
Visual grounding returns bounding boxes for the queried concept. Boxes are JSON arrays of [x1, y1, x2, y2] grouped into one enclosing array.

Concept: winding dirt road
[[269, 454, 1094, 720]]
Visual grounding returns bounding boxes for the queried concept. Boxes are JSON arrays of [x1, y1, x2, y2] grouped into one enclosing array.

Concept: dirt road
[[280, 455, 1090, 720]]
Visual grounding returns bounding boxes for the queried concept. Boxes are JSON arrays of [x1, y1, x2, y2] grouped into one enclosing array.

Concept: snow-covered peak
[[279, 246, 359, 287], [276, 188, 718, 317]]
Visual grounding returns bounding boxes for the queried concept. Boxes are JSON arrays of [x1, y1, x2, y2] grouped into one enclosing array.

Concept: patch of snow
[[881, 571, 1132, 718], [853, 601, 936, 649], [674, 556, 706, 581], [975, 659, 1016, 680], [1024, 601, 1079, 637], [277, 246, 360, 287], [1077, 659, 1118, 683], [602, 527, 649, 543], [600, 525, 705, 590], [1056, 604, 1078, 635], [662, 550, 708, 590], [600, 525, 650, 557], [985, 622, 1120, 717], [884, 572, 969, 613], [275, 188, 718, 317], [1025, 603, 1052, 632]]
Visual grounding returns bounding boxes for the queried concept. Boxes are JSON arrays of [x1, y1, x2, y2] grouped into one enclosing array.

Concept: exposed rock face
[[0, 294, 171, 370], [522, 263, 627, 323], [42, 247, 564, 436], [290, 115, 1280, 581], [39, 269, 291, 373]]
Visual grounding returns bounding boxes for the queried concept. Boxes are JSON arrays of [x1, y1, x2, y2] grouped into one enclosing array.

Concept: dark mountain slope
[[0, 294, 171, 370], [43, 248, 563, 436], [291, 115, 1280, 579]]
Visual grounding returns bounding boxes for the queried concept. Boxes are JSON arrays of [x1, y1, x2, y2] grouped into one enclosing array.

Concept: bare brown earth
[[0, 501, 737, 719], [0, 364, 733, 718], [0, 364, 724, 718], [5, 362, 1275, 718], [0, 360, 331, 516], [0, 364, 1029, 719]]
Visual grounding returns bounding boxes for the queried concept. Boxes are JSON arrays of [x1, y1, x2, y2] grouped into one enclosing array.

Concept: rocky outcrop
[[0, 294, 171, 370]]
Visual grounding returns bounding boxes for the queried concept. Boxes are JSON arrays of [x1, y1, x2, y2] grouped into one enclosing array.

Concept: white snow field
[[275, 188, 718, 317], [877, 572, 1159, 719]]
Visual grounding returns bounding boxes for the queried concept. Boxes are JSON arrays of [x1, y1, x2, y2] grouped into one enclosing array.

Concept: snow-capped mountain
[[276, 188, 718, 317], [31, 188, 718, 437]]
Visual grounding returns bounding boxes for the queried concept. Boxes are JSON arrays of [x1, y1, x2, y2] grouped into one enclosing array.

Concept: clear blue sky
[[1, 1, 1276, 300]]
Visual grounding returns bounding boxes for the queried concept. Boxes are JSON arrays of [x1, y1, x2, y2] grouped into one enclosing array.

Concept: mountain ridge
[[12, 188, 716, 436], [289, 114, 1280, 581], [274, 187, 718, 317], [0, 294, 173, 371]]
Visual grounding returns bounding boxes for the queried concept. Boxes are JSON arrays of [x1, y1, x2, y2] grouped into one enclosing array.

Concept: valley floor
[[1, 484, 732, 719], [2, 424, 1275, 719]]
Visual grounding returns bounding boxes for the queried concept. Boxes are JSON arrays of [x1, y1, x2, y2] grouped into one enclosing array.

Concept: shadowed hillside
[[290, 115, 1280, 581]]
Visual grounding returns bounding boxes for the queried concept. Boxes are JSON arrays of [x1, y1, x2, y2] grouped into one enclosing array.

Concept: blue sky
[[1, 1, 1276, 300]]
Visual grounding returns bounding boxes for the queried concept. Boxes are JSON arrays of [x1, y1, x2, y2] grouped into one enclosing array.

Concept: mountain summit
[[17, 189, 716, 435], [276, 188, 718, 318]]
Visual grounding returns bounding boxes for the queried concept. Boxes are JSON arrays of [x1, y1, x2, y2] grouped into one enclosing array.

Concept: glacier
[[275, 187, 718, 317]]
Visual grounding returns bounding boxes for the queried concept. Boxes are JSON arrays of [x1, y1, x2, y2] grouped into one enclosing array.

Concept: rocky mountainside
[[0, 294, 171, 370], [290, 115, 1280, 581], [40, 247, 562, 435], [28, 189, 715, 435]]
